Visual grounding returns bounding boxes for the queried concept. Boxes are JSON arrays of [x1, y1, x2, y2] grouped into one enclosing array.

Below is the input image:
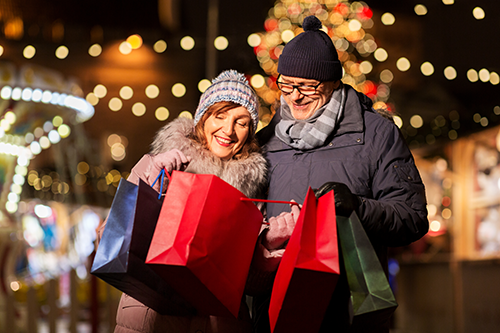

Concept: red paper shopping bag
[[269, 188, 340, 333], [146, 170, 263, 318]]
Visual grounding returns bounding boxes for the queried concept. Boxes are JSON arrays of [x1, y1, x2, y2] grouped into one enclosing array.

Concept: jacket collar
[[259, 84, 370, 152]]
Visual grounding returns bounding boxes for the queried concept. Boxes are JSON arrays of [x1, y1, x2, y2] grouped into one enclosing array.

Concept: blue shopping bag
[[91, 174, 195, 315]]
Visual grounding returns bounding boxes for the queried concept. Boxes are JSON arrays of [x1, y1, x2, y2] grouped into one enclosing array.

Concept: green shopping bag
[[337, 211, 397, 320]]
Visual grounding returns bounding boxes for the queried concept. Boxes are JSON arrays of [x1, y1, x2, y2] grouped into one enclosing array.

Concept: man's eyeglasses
[[276, 75, 322, 96]]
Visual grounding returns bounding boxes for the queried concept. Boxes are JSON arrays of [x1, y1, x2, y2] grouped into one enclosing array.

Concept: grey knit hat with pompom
[[278, 16, 342, 81], [194, 70, 259, 132]]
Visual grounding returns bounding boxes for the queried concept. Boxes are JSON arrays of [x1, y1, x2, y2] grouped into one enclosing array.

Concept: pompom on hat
[[194, 70, 260, 132], [278, 15, 342, 82]]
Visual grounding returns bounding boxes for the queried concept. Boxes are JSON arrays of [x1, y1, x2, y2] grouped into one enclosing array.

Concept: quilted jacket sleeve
[[357, 120, 429, 247]]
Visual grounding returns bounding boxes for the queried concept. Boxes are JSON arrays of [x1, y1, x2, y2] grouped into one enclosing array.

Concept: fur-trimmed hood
[[150, 118, 268, 198]]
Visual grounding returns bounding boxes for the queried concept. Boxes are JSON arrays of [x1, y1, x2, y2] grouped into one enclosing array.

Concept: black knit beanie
[[278, 16, 342, 82]]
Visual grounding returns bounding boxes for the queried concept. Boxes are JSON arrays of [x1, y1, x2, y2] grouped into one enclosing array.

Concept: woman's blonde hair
[[190, 101, 260, 159]]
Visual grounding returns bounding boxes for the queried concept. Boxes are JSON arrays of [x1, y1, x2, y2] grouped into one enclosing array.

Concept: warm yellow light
[[247, 33, 261, 47], [34, 127, 44, 138], [154, 40, 167, 53], [480, 117, 488, 127], [214, 36, 228, 50], [180, 36, 195, 50], [132, 102, 146, 116], [473, 113, 481, 123], [108, 97, 123, 111], [414, 5, 427, 16], [93, 84, 107, 98], [10, 281, 20, 292], [490, 72, 499, 85], [0, 119, 10, 131], [111, 143, 126, 161], [119, 41, 132, 55], [442, 208, 452, 220], [86, 92, 99, 106], [420, 62, 434, 76], [374, 48, 388, 62], [359, 61, 373, 74], [198, 79, 211, 93], [442, 0, 454, 4], [380, 69, 394, 83], [250, 75, 265, 89], [119, 86, 134, 100], [88, 44, 102, 57], [467, 69, 478, 82], [4, 17, 23, 40], [478, 68, 490, 82], [155, 107, 169, 121], [40, 136, 51, 149], [410, 115, 423, 128], [444, 66, 457, 80], [127, 34, 143, 49], [429, 220, 441, 232], [396, 57, 411, 72], [145, 84, 160, 99], [281, 30, 294, 43], [55, 45, 69, 59], [393, 116, 403, 128], [107, 134, 121, 147], [77, 162, 90, 174], [178, 111, 193, 119], [58, 124, 71, 138], [473, 7, 485, 20], [74, 174, 87, 186], [5, 111, 16, 124], [442, 177, 453, 189], [172, 83, 186, 98], [23, 45, 36, 59], [381, 13, 395, 25], [52, 116, 63, 127], [347, 19, 361, 32], [0, 45, 5, 57]]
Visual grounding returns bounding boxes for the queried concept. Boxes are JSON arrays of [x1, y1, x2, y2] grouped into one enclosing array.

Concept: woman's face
[[203, 106, 251, 160]]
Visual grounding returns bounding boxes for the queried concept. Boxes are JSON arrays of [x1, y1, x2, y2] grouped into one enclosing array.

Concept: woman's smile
[[204, 106, 251, 160]]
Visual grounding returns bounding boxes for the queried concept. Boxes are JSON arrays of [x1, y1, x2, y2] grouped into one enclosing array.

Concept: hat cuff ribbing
[[278, 55, 342, 81]]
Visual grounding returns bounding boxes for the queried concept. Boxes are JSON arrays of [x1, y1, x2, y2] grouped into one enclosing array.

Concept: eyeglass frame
[[276, 75, 323, 96]]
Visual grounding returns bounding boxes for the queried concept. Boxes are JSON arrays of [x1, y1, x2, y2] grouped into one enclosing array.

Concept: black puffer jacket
[[254, 85, 428, 332]]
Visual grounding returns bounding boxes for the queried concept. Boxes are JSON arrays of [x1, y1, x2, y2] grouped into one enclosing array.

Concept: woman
[[99, 70, 269, 333]]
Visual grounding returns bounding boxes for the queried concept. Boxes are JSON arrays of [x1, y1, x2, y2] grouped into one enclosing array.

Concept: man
[[253, 15, 429, 332]]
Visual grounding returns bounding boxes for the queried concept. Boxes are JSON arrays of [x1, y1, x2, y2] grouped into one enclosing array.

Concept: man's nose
[[290, 88, 303, 100]]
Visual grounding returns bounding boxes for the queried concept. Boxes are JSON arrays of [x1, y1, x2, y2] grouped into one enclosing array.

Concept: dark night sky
[[6, 0, 500, 171]]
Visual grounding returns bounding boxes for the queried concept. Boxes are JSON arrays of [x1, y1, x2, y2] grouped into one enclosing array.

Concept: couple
[[97, 16, 429, 333]]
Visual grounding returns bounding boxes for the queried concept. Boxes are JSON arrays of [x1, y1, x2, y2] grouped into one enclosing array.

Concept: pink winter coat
[[95, 118, 268, 333], [114, 294, 252, 333]]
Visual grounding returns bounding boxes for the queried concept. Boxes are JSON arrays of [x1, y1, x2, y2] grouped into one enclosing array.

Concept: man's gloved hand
[[128, 149, 191, 192], [313, 182, 360, 217], [262, 203, 301, 250]]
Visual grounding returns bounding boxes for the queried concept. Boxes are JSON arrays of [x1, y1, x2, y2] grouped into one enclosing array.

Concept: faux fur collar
[[150, 118, 268, 198]]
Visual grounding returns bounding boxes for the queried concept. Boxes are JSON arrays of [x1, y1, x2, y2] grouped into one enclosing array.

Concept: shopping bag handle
[[241, 198, 299, 225], [151, 168, 169, 199], [240, 198, 299, 206]]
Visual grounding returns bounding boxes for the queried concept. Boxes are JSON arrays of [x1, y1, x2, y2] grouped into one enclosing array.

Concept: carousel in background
[[0, 61, 101, 331]]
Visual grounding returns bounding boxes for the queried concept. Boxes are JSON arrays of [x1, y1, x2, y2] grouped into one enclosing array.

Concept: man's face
[[280, 75, 338, 120]]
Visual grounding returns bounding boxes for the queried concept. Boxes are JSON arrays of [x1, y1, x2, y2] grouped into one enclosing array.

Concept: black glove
[[313, 182, 360, 217]]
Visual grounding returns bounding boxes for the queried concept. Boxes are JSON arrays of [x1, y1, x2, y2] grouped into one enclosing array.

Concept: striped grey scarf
[[275, 84, 346, 150]]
